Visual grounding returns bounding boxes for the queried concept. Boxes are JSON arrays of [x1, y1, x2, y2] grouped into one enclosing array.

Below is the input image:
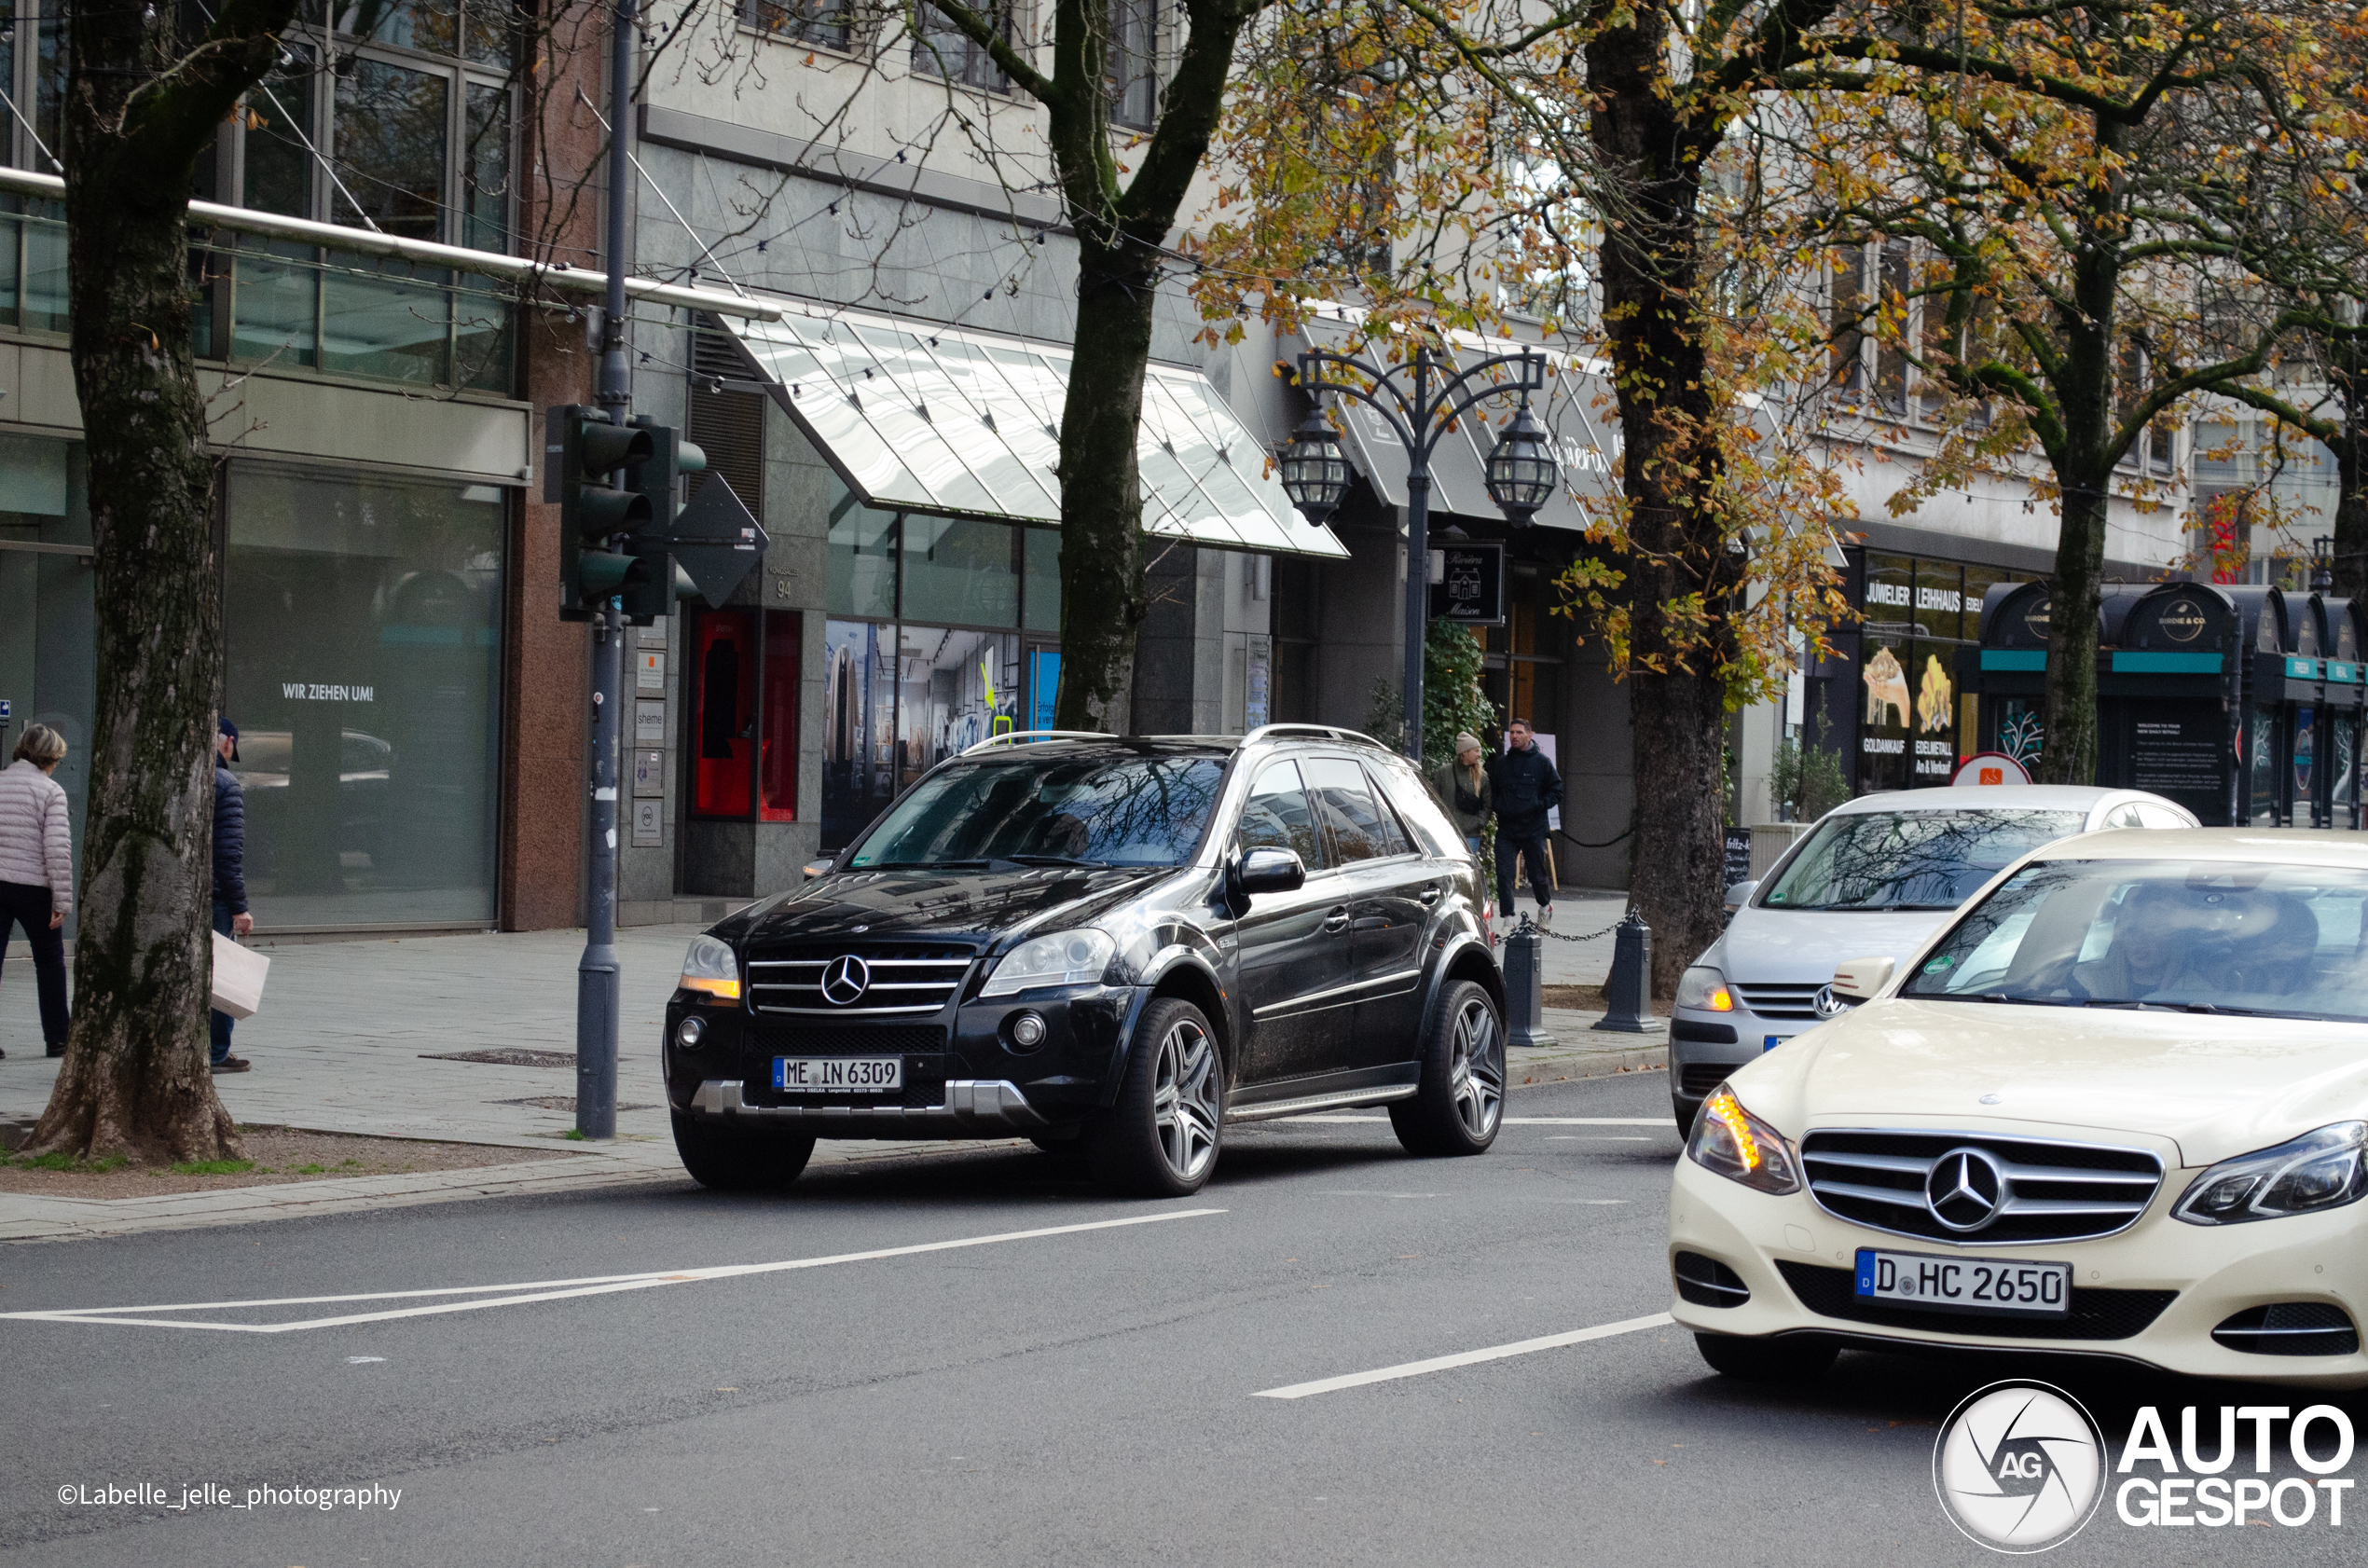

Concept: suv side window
[[1304, 756, 1409, 863], [1364, 759, 1452, 857], [1237, 760, 1329, 872]]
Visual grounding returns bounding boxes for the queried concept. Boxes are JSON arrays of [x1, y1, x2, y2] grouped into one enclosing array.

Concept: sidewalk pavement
[[1, 897, 1666, 1244]]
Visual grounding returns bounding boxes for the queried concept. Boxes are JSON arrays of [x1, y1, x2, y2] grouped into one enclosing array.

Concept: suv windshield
[[847, 753, 1226, 870], [1902, 859, 2368, 1023], [1758, 808, 2084, 912]]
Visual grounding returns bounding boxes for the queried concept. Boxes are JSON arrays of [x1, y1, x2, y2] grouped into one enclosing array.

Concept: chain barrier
[[1508, 912, 1626, 944]]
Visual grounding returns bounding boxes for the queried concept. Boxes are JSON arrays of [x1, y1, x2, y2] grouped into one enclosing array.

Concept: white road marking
[[1252, 1311, 1674, 1399], [0, 1209, 1225, 1335], [1548, 1135, 1649, 1141], [1298, 1116, 1672, 1127]]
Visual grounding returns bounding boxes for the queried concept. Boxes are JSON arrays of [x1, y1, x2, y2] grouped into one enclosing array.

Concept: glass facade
[[0, 436, 94, 934], [1852, 552, 2027, 794], [222, 467, 504, 928], [819, 485, 1053, 851]]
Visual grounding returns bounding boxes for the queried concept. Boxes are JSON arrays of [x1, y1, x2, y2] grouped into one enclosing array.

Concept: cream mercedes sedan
[[1670, 828, 2368, 1388]]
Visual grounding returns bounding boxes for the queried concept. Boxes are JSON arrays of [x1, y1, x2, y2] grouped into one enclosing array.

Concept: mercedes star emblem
[[1925, 1147, 2008, 1232], [819, 954, 872, 1006]]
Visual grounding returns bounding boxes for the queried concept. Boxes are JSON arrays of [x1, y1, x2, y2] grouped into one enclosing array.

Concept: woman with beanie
[[0, 723, 75, 1060], [1428, 731, 1494, 854]]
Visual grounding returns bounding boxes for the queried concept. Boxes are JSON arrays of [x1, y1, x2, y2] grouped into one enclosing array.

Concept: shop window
[[689, 608, 802, 822]]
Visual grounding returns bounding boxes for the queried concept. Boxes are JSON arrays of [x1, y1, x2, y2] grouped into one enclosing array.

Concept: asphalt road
[[2, 1071, 2360, 1567]]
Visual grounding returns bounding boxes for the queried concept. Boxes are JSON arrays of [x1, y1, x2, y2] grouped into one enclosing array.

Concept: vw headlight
[[2174, 1122, 2368, 1225], [680, 934, 741, 1001], [1687, 1086, 1801, 1194], [981, 928, 1115, 997], [1676, 965, 1734, 1012]]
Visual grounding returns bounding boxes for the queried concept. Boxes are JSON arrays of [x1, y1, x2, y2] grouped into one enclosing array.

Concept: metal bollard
[[1591, 912, 1654, 1034], [1502, 917, 1559, 1051]]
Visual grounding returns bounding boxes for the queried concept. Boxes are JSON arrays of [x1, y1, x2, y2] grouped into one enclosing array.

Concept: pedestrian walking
[[1488, 717, 1563, 926], [1427, 732, 1494, 855], [212, 718, 255, 1074], [0, 722, 75, 1060]]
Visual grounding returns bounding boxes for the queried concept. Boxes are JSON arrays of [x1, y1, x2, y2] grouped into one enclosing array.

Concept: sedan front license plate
[[1853, 1248, 2072, 1319], [773, 1056, 902, 1093]]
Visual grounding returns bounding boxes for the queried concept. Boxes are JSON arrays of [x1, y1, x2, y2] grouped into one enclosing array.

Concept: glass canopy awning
[[722, 303, 1349, 558]]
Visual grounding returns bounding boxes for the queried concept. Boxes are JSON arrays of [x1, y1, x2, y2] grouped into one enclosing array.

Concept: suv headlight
[[1676, 966, 1734, 1012], [680, 934, 740, 1000], [2174, 1122, 2368, 1225], [1687, 1086, 1801, 1194], [980, 928, 1115, 997]]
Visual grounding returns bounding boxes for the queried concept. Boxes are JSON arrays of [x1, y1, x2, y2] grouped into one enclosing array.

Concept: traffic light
[[546, 405, 655, 622], [617, 418, 708, 626]]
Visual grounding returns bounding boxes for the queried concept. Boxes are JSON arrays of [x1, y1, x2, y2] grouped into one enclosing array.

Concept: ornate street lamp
[[1280, 343, 1561, 759], [1276, 410, 1351, 523]]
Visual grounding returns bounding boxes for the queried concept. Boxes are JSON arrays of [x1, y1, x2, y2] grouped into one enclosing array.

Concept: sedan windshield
[[847, 754, 1226, 870], [1902, 859, 2368, 1023], [1758, 809, 2085, 912]]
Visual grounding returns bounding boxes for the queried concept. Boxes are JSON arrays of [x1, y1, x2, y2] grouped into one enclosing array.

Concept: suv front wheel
[[672, 1111, 816, 1192], [1390, 981, 1505, 1156], [1085, 997, 1223, 1197]]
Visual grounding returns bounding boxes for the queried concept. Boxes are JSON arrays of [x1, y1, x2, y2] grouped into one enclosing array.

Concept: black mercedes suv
[[660, 725, 1506, 1197]]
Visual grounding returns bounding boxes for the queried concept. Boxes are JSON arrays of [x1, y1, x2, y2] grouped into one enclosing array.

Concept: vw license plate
[[773, 1056, 902, 1093], [1853, 1248, 2071, 1318]]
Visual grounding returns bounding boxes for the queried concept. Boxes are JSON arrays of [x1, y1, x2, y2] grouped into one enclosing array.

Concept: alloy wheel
[[1150, 1019, 1220, 1181], [1448, 997, 1505, 1138]]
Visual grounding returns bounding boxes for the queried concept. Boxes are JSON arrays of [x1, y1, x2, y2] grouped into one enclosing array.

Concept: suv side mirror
[[1237, 846, 1306, 896], [1723, 879, 1758, 910], [803, 858, 836, 881], [1829, 956, 1895, 1002]]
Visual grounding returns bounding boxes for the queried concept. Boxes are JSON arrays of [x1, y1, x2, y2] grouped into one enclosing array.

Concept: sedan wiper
[[1001, 854, 1110, 868]]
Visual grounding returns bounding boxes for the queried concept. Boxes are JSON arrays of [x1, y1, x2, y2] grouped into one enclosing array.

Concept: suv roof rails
[[959, 730, 1116, 754], [1239, 723, 1390, 749]]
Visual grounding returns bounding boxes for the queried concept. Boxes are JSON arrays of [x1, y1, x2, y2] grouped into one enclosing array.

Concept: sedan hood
[[722, 866, 1173, 949], [1731, 997, 2368, 1166], [1707, 906, 1956, 984]]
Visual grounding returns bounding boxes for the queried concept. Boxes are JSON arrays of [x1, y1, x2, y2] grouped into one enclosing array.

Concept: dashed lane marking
[[0, 1209, 1226, 1335], [1298, 1116, 1673, 1126], [1252, 1311, 1674, 1398]]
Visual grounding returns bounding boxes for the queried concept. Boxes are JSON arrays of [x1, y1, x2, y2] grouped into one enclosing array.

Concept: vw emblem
[[819, 955, 872, 1006], [1926, 1147, 2009, 1233], [1812, 983, 1849, 1020]]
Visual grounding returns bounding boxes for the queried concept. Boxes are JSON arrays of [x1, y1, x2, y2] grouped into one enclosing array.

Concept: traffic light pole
[[576, 0, 638, 1140]]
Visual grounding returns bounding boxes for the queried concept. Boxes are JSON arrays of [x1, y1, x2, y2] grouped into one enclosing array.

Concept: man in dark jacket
[[212, 718, 254, 1072], [1488, 718, 1563, 926]]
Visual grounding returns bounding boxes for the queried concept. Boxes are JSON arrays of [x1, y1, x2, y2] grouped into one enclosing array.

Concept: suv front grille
[[1733, 983, 1825, 1021], [1800, 1129, 2163, 1245], [1775, 1261, 2175, 1341], [750, 1026, 946, 1057], [745, 945, 975, 1018]]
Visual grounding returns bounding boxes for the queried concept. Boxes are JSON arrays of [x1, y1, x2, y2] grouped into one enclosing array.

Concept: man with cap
[[211, 718, 253, 1072]]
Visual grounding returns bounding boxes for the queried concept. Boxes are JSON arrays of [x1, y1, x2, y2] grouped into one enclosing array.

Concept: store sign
[[634, 701, 667, 743], [279, 681, 375, 702], [1428, 543, 1505, 625]]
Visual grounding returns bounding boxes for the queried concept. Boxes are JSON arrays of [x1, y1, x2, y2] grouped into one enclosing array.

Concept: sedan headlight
[[680, 934, 740, 1001], [980, 928, 1116, 997], [2174, 1122, 2368, 1225], [1687, 1086, 1801, 1194], [1676, 965, 1734, 1012]]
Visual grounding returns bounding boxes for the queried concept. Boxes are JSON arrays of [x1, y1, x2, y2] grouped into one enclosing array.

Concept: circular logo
[[819, 954, 872, 1006], [1925, 1146, 2008, 1232], [1812, 984, 1850, 1020], [1934, 1382, 2106, 1552], [2159, 598, 2208, 643]]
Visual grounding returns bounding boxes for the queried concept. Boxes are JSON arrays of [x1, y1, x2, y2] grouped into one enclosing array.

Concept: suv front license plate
[[1853, 1248, 2071, 1319], [773, 1056, 902, 1093]]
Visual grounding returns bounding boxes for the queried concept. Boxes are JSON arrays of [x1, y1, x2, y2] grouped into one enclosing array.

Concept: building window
[[688, 608, 801, 822], [1108, 0, 1159, 131], [914, 0, 1019, 90], [741, 0, 853, 50]]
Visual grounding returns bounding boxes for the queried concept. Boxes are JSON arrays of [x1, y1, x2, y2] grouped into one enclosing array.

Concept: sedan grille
[[1800, 1129, 2163, 1245], [1679, 1064, 1734, 1100], [745, 945, 975, 1018], [1733, 983, 1826, 1021], [1775, 1261, 2175, 1341]]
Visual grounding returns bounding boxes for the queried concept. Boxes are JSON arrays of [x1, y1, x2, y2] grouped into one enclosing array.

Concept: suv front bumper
[[687, 1078, 1053, 1131]]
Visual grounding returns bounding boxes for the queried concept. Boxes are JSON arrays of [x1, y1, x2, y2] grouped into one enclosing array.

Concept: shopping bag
[[210, 929, 269, 1019]]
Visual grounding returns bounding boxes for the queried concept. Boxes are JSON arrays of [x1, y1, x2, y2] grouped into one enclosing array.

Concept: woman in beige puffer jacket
[[0, 722, 75, 1059]]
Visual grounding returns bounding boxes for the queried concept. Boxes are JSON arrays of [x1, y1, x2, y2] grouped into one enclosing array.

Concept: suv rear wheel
[[1085, 997, 1223, 1197], [1390, 981, 1505, 1156], [671, 1112, 816, 1192]]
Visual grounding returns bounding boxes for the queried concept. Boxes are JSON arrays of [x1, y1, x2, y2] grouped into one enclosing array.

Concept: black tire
[[1390, 980, 1506, 1157], [1694, 1333, 1838, 1382], [1083, 997, 1223, 1198], [670, 1111, 816, 1192]]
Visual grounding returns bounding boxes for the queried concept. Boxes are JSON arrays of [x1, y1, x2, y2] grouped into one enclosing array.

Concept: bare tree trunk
[[2332, 338, 2367, 606], [1588, 17, 1739, 997], [23, 0, 298, 1162]]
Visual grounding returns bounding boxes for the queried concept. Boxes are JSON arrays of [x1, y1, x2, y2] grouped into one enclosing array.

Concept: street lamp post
[[1277, 343, 1560, 761]]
